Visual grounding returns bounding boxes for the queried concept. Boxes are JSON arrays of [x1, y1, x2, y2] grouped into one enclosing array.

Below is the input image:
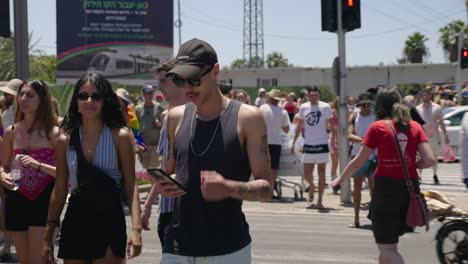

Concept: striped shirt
[[67, 126, 122, 190], [157, 117, 175, 213]]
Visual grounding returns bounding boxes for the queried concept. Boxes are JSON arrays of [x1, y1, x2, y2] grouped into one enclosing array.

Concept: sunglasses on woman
[[77, 92, 103, 102]]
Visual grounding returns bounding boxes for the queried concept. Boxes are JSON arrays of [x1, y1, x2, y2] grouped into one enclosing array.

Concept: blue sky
[[13, 0, 468, 67]]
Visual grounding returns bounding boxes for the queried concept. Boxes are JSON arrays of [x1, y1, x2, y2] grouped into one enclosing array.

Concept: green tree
[[402, 32, 429, 63], [248, 56, 264, 68], [230, 58, 247, 69], [266, 51, 289, 68], [439, 20, 468, 62], [0, 33, 56, 81]]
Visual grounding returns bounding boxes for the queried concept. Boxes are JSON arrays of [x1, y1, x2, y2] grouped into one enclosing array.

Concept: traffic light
[[342, 0, 361, 32], [462, 48, 468, 69], [321, 0, 361, 33], [0, 0, 10, 38]]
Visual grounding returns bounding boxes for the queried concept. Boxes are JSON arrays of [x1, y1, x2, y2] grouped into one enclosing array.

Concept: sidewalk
[[243, 182, 368, 216]]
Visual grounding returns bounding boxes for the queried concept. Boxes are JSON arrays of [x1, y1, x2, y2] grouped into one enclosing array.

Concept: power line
[[362, 3, 438, 34], [183, 9, 465, 41], [410, 0, 455, 22]]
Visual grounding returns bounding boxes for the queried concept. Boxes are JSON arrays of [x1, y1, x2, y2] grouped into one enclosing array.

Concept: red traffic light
[[464, 49, 468, 58]]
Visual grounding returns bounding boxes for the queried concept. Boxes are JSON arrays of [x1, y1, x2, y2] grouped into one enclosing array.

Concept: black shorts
[[268, 145, 282, 170], [369, 176, 419, 244], [58, 194, 126, 260], [5, 182, 54, 231]]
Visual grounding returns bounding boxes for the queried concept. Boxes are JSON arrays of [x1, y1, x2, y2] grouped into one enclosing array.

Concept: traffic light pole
[[457, 31, 463, 106], [13, 0, 29, 80], [337, 0, 351, 203]]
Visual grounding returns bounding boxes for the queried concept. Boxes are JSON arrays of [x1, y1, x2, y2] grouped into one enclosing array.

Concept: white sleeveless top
[[351, 111, 376, 158]]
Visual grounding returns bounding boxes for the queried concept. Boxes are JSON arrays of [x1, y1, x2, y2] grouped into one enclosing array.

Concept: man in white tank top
[[348, 94, 376, 227]]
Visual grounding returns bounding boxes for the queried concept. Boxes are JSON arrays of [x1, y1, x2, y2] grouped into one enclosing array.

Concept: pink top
[[13, 148, 55, 200]]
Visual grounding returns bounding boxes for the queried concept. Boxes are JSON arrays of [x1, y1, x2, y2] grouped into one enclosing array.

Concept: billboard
[[56, 0, 173, 85]]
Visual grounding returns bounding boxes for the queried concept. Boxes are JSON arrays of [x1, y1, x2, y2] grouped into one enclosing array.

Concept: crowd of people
[[0, 37, 466, 264]]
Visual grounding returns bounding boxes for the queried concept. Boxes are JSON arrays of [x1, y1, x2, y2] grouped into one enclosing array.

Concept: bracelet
[[37, 162, 42, 172], [47, 220, 58, 224]]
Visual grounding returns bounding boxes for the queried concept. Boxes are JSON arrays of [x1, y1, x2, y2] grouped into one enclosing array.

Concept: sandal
[[0, 251, 12, 262], [348, 222, 360, 228]]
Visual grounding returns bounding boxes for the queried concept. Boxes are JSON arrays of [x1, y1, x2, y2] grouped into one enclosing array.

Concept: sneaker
[[433, 175, 440, 185]]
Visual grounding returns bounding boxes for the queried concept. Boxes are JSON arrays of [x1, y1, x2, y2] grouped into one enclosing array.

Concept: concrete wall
[[220, 63, 466, 97]]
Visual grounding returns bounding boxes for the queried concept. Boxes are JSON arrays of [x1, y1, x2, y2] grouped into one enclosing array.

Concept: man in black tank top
[[155, 39, 273, 263]]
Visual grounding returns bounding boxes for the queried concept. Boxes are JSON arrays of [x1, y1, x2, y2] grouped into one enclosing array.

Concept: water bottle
[[10, 155, 22, 191]]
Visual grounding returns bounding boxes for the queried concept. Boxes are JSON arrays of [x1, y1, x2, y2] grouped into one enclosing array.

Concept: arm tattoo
[[236, 181, 272, 201], [259, 134, 270, 162]]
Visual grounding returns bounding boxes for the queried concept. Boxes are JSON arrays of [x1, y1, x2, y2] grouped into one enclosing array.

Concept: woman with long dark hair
[[332, 87, 435, 263], [0, 80, 59, 264], [42, 73, 142, 263]]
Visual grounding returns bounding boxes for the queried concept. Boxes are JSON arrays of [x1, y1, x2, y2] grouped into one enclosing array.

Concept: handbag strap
[[385, 120, 415, 192]]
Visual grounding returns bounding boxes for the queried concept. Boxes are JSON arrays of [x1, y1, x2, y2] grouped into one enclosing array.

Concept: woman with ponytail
[[332, 87, 435, 264]]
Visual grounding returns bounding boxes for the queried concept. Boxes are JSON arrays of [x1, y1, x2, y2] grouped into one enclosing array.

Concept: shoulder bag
[[385, 120, 430, 231]]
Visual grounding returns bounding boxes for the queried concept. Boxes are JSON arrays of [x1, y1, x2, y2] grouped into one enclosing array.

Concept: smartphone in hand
[[146, 168, 187, 193]]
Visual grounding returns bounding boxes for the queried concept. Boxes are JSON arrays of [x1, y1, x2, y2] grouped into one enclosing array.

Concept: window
[[257, 78, 278, 88], [89, 54, 110, 71], [116, 59, 134, 70], [446, 111, 468, 126]]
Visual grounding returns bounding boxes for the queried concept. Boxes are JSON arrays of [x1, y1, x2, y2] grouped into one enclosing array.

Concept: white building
[[220, 63, 468, 97]]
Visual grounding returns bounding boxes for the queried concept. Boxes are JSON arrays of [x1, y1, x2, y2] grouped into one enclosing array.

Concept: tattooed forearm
[[233, 180, 273, 201]]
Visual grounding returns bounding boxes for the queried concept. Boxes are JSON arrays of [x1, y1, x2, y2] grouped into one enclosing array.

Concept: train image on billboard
[[87, 51, 159, 78]]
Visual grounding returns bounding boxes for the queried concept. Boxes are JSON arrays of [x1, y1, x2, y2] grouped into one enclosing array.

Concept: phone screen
[[146, 168, 187, 192]]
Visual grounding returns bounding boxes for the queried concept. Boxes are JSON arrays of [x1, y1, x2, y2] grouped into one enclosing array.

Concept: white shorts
[[161, 244, 251, 264], [301, 153, 329, 164]]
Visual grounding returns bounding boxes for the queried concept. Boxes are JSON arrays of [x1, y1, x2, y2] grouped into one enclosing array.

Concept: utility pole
[[457, 31, 463, 105], [243, 0, 264, 68], [14, 0, 29, 80], [459, 1, 468, 105], [337, 0, 351, 203], [175, 0, 182, 47]]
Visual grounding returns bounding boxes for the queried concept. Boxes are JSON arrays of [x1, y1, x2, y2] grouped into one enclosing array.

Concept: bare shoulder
[[168, 104, 186, 120], [56, 133, 70, 150], [50, 126, 61, 141], [114, 127, 133, 141], [167, 105, 186, 132], [239, 103, 264, 123], [3, 125, 15, 139]]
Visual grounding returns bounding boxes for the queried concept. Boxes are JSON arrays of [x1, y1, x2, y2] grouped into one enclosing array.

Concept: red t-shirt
[[363, 120, 428, 180]]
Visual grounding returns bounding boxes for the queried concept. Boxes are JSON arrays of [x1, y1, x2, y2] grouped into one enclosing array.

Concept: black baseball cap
[[167, 38, 218, 79]]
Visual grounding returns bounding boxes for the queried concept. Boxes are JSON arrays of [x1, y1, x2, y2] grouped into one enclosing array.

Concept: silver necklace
[[190, 100, 227, 157]]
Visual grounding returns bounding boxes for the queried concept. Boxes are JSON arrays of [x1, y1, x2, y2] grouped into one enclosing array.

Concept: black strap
[[385, 120, 414, 192]]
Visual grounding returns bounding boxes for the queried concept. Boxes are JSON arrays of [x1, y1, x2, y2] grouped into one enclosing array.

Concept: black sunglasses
[[77, 92, 103, 102], [168, 65, 214, 88]]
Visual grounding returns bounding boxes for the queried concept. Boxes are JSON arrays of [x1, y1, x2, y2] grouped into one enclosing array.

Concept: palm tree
[[230, 58, 247, 69], [402, 32, 429, 63], [0, 33, 56, 81], [266, 51, 289, 68], [439, 20, 468, 62]]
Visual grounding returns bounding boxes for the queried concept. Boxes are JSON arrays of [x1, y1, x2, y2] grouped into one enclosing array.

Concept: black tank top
[[163, 100, 252, 256]]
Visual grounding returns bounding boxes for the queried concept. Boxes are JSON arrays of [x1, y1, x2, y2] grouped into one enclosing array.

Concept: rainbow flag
[[127, 104, 148, 152]]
